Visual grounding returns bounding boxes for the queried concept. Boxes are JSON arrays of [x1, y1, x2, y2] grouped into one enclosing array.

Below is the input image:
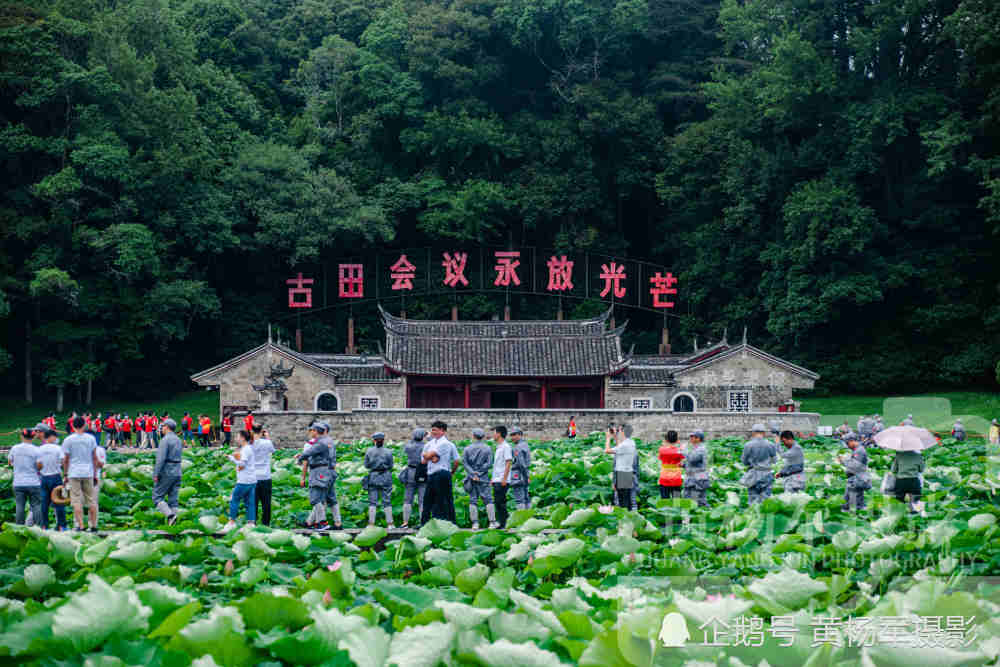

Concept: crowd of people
[[31, 410, 258, 449], [7, 411, 992, 533]]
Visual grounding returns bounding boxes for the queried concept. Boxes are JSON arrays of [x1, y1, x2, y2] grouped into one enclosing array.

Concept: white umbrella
[[873, 425, 938, 452]]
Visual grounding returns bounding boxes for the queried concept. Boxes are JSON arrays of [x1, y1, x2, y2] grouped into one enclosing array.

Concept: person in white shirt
[[605, 424, 637, 508], [37, 428, 68, 530], [9, 428, 42, 525], [490, 425, 513, 529], [62, 416, 101, 531], [251, 425, 275, 526], [224, 430, 257, 531], [420, 420, 458, 525]]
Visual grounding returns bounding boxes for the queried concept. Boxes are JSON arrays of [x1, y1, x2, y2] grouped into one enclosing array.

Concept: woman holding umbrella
[[874, 423, 937, 513]]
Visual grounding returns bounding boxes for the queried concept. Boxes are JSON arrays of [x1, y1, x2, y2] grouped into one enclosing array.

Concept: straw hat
[[50, 485, 71, 506]]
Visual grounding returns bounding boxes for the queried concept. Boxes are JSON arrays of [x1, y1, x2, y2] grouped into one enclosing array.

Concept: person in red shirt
[[658, 430, 684, 499], [181, 412, 193, 443], [104, 414, 116, 448], [243, 411, 254, 435], [222, 414, 232, 446], [150, 414, 161, 448], [44, 413, 57, 431], [121, 414, 132, 446], [198, 415, 212, 446], [135, 414, 145, 447]]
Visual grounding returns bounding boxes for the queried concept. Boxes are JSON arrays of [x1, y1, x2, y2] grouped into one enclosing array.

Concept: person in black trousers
[[490, 425, 513, 529], [251, 425, 275, 526]]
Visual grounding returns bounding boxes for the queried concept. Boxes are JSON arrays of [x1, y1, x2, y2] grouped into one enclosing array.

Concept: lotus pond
[[2, 433, 1000, 666]]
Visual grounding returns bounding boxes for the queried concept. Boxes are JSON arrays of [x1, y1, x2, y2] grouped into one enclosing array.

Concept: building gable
[[674, 344, 818, 389]]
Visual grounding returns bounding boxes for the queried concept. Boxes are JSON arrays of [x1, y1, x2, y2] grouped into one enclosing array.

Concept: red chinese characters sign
[[285, 249, 678, 310], [286, 273, 313, 308]]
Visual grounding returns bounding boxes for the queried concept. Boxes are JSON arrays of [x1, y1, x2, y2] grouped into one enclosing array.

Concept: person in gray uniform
[[316, 422, 343, 529], [152, 418, 183, 525], [363, 431, 395, 528], [400, 428, 428, 528], [681, 430, 710, 507], [740, 423, 778, 505], [768, 417, 782, 439], [838, 432, 871, 511], [775, 430, 806, 493], [297, 422, 333, 529], [952, 419, 966, 442], [508, 426, 532, 510], [462, 428, 496, 529], [857, 415, 876, 439], [901, 414, 914, 426]]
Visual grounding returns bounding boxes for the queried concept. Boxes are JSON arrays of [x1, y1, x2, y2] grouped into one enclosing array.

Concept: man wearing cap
[[951, 419, 966, 442], [421, 420, 459, 524], [37, 427, 68, 530], [462, 428, 496, 530], [317, 422, 344, 530], [8, 428, 42, 525], [400, 428, 428, 528], [62, 416, 101, 531], [153, 418, 183, 525], [901, 414, 914, 427], [775, 430, 806, 493], [767, 417, 782, 439], [741, 423, 778, 505], [363, 432, 395, 528], [681, 430, 710, 507], [990, 419, 999, 445], [508, 427, 532, 510], [605, 424, 637, 508], [837, 432, 871, 511], [874, 415, 885, 434], [857, 415, 876, 440], [297, 422, 333, 529]]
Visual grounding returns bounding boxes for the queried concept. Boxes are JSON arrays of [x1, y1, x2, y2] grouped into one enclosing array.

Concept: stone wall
[[679, 351, 813, 391], [193, 345, 404, 414], [334, 381, 407, 411], [245, 408, 820, 446], [604, 385, 791, 412]]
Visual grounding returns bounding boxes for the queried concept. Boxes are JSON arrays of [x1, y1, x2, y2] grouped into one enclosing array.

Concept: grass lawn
[[801, 390, 1000, 434], [0, 390, 220, 447]]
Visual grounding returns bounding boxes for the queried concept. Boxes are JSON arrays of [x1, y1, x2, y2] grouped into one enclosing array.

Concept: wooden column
[[296, 328, 302, 352], [504, 305, 511, 321], [540, 379, 547, 409], [464, 381, 470, 409], [346, 316, 355, 354], [451, 305, 458, 321]]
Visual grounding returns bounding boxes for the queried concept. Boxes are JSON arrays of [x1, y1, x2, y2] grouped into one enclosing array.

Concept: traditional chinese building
[[191, 307, 819, 441]]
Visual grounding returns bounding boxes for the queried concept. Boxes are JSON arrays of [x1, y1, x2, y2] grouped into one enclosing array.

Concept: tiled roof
[[610, 366, 680, 385], [379, 306, 611, 338], [305, 354, 399, 383], [379, 306, 628, 377]]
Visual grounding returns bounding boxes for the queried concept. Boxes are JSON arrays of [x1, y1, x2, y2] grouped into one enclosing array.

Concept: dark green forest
[[1, 0, 998, 405]]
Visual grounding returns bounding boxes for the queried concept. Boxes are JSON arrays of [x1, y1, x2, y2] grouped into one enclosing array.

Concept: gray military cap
[[308, 421, 325, 432], [751, 423, 766, 432], [162, 418, 177, 430], [372, 431, 385, 440], [472, 427, 485, 439], [689, 430, 705, 441], [843, 431, 860, 443], [412, 427, 427, 441], [34, 423, 48, 432], [510, 426, 523, 435]]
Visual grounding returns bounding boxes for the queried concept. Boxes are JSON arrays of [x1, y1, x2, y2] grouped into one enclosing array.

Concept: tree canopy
[[1, 0, 998, 402]]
